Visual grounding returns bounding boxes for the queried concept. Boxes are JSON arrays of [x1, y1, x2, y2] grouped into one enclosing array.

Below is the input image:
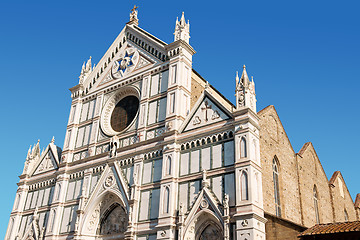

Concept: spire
[[240, 65, 250, 87], [235, 71, 240, 87], [235, 65, 257, 112], [79, 56, 93, 84], [128, 5, 139, 25], [174, 12, 190, 43]]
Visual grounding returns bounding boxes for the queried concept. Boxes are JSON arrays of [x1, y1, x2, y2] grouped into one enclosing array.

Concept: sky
[[0, 0, 359, 237]]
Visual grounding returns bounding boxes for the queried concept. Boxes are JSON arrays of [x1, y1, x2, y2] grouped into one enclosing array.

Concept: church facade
[[5, 8, 360, 240]]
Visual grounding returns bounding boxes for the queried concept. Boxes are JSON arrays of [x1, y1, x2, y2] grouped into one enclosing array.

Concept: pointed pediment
[[181, 90, 232, 132], [31, 143, 60, 176], [21, 215, 40, 240], [84, 163, 130, 211], [96, 46, 156, 88], [181, 187, 224, 239], [79, 163, 130, 235], [80, 24, 167, 94]]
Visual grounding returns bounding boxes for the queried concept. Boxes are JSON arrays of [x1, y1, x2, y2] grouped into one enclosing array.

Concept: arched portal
[[98, 202, 128, 236], [197, 221, 223, 240], [183, 209, 223, 240], [78, 191, 129, 238]]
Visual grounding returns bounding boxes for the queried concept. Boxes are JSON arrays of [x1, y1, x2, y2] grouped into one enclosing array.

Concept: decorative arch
[[183, 209, 223, 240], [97, 202, 128, 235], [163, 186, 170, 214], [166, 155, 172, 175], [240, 137, 247, 158], [79, 190, 129, 236], [240, 171, 249, 201]]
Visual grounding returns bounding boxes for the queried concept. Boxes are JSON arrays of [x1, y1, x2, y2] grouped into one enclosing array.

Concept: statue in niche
[[99, 205, 128, 235]]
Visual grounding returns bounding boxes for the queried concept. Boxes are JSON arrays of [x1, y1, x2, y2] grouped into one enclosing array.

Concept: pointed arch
[[98, 202, 128, 235], [163, 186, 170, 214], [273, 157, 281, 217], [313, 185, 320, 224], [241, 171, 249, 201], [240, 137, 247, 158]]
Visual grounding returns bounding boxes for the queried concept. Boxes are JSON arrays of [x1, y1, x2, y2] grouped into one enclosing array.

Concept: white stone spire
[[174, 12, 190, 43], [235, 65, 256, 112], [79, 56, 93, 84]]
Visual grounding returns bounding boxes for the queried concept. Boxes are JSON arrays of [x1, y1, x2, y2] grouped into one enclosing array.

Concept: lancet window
[[273, 158, 281, 217], [314, 186, 320, 224]]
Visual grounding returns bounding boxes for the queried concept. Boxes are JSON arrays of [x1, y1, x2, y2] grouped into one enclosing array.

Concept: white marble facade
[[6, 8, 265, 240]]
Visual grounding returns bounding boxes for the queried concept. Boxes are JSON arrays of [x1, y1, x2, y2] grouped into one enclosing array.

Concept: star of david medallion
[[112, 48, 139, 79]]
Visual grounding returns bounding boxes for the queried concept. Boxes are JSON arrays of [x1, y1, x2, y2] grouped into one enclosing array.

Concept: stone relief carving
[[99, 205, 128, 235]]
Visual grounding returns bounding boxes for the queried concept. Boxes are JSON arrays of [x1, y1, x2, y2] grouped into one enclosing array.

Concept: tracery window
[[241, 171, 249, 201], [273, 158, 281, 217], [314, 186, 320, 224]]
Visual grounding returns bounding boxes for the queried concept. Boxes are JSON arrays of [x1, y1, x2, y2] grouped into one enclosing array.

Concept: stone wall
[[296, 144, 334, 227], [330, 172, 358, 222], [265, 213, 306, 240], [259, 106, 302, 224], [258, 105, 359, 234]]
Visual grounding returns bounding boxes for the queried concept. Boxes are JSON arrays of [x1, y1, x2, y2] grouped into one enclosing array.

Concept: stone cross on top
[[128, 5, 139, 25], [201, 101, 212, 122]]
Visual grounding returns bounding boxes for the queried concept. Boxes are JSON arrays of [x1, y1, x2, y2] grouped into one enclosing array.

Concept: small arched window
[[164, 187, 170, 214], [166, 156, 172, 175], [273, 158, 281, 217], [241, 171, 249, 201], [314, 186, 320, 224], [240, 137, 247, 158]]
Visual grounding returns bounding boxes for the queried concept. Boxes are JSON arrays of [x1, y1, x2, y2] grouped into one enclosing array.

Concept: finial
[[243, 64, 246, 69], [129, 5, 139, 25], [51, 136, 55, 144], [174, 12, 190, 43], [236, 71, 239, 82], [251, 76, 254, 82]]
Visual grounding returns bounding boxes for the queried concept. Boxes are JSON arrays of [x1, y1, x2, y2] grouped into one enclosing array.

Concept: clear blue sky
[[0, 0, 359, 236]]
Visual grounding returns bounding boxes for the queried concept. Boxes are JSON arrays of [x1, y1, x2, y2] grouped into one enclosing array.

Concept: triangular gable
[[79, 163, 130, 235], [31, 143, 60, 176], [258, 105, 296, 155], [182, 187, 224, 239], [21, 214, 40, 240], [184, 187, 223, 226], [85, 163, 130, 209], [82, 24, 167, 94], [94, 44, 157, 88], [181, 90, 232, 133]]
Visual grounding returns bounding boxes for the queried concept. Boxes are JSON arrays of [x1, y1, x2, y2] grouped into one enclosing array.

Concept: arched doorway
[[197, 221, 223, 240], [98, 202, 128, 236]]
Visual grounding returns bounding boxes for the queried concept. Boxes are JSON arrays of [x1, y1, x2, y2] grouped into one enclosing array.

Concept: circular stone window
[[110, 96, 139, 132], [100, 87, 140, 136]]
